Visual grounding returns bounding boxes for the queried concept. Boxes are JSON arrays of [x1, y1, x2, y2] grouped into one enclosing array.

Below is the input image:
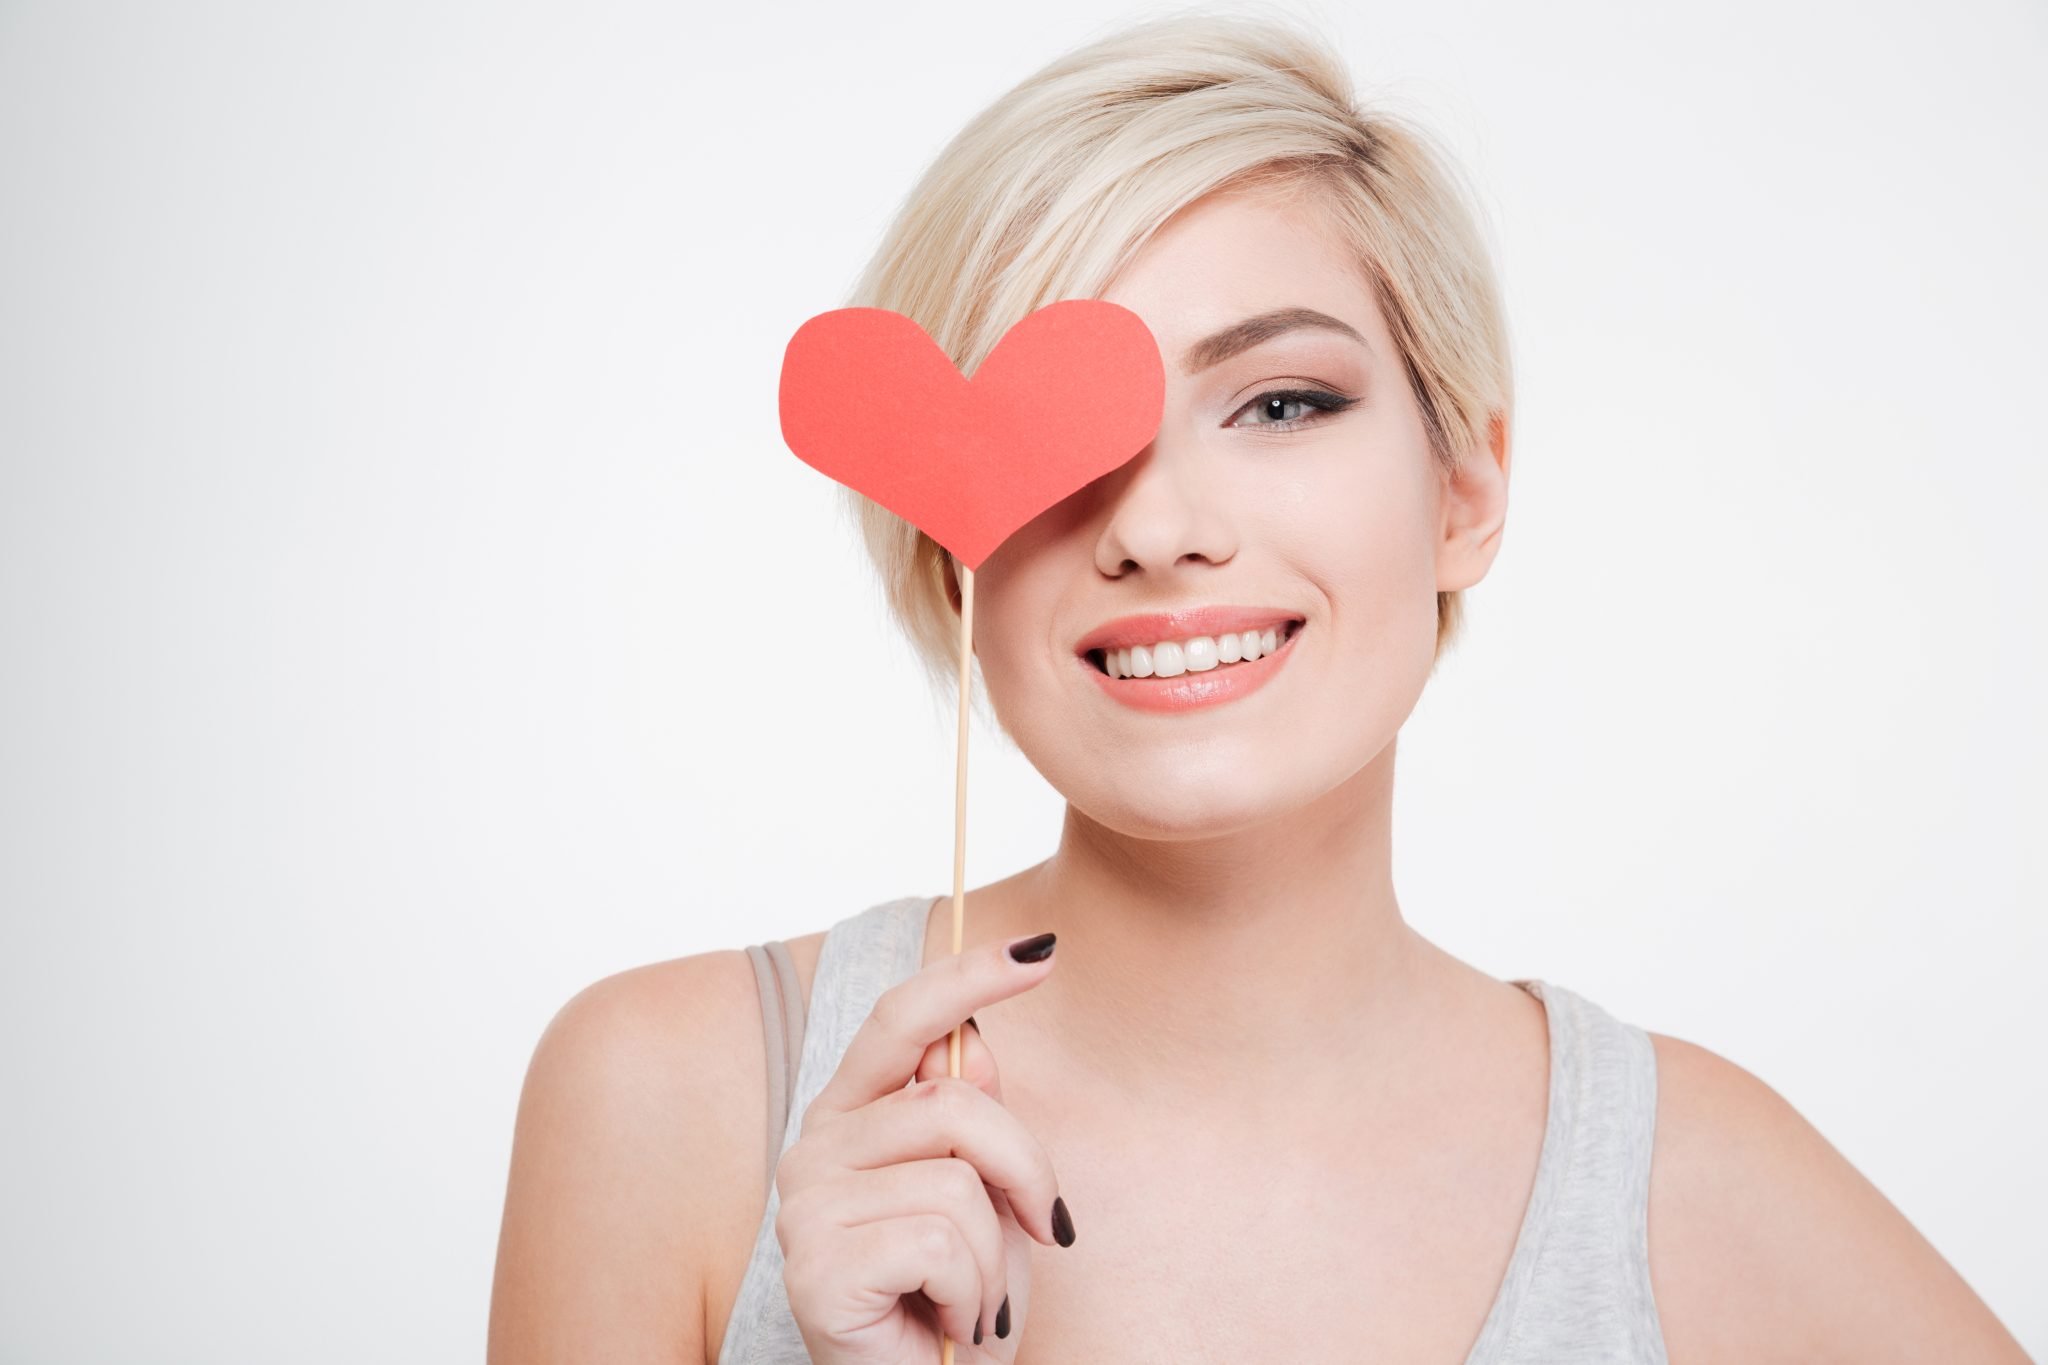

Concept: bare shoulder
[[486, 945, 783, 1365], [1644, 1031, 2029, 1363]]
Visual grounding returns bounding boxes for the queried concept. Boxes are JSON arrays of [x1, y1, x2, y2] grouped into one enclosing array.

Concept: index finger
[[802, 928, 1057, 1131]]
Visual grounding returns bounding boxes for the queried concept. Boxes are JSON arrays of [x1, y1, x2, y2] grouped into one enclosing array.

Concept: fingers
[[786, 1213, 988, 1351], [774, 921, 1057, 1359], [914, 1016, 1001, 1098], [806, 930, 1055, 1129], [787, 1074, 1065, 1250], [786, 1156, 1010, 1344]]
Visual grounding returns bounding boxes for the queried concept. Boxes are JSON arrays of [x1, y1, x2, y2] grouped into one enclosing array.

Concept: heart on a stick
[[778, 299, 1165, 570]]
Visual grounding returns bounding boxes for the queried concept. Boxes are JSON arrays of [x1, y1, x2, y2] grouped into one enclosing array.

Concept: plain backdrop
[[1, 0, 2042, 1358]]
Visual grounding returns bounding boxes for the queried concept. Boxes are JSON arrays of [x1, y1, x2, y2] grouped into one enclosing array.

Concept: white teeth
[[1096, 623, 1297, 678]]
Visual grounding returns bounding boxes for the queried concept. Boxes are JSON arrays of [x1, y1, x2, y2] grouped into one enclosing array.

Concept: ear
[[1436, 411, 1511, 593]]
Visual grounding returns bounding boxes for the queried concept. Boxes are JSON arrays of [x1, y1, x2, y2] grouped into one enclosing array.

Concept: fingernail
[[1051, 1195, 1076, 1247], [1008, 932, 1056, 963], [996, 1294, 1011, 1338], [973, 1314, 983, 1346]]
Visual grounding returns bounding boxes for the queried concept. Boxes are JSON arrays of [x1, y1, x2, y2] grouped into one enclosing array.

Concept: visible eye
[[1226, 387, 1359, 433]]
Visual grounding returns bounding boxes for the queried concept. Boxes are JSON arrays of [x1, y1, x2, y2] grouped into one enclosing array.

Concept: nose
[[1093, 433, 1238, 578]]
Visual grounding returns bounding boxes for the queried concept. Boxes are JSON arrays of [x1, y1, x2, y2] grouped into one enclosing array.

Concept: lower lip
[[1081, 625, 1303, 714]]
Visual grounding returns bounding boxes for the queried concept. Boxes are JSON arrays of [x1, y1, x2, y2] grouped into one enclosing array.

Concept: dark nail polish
[[1051, 1195, 1076, 1247], [973, 1314, 983, 1346], [1008, 932, 1056, 963], [996, 1294, 1011, 1338]]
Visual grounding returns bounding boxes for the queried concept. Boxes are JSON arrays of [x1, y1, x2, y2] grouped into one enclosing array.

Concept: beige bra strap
[[743, 939, 808, 1191]]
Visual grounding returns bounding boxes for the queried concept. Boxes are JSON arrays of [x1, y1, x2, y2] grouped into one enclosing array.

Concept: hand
[[773, 928, 1070, 1363]]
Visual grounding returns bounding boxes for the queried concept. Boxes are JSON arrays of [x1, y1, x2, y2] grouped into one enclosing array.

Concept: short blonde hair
[[840, 8, 1514, 711]]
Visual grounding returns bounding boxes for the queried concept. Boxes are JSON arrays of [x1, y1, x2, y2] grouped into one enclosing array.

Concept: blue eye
[[1228, 387, 1358, 432]]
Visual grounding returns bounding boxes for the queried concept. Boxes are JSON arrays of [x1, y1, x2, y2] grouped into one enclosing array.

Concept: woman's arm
[[1646, 1034, 2031, 1362], [488, 951, 768, 1365]]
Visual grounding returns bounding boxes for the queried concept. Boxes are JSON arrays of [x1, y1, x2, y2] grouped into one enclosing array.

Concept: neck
[[983, 737, 1438, 1108]]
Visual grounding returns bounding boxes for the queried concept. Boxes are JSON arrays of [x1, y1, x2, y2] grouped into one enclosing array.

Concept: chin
[[1063, 765, 1313, 842]]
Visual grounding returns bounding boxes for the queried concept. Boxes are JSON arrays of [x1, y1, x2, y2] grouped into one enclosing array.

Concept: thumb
[[912, 1015, 1003, 1102]]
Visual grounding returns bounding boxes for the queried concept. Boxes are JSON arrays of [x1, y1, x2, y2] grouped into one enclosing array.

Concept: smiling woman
[[486, 11, 2030, 1365], [843, 58, 1512, 720]]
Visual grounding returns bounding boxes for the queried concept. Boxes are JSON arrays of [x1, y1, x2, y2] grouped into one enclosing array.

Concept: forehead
[[1101, 185, 1386, 363]]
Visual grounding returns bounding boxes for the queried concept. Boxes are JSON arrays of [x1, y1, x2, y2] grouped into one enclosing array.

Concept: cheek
[[963, 564, 1062, 712], [964, 487, 1106, 680], [1265, 450, 1439, 614], [976, 617, 1032, 693]]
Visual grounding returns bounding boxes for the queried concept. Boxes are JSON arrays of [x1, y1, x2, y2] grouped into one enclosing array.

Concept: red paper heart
[[777, 299, 1164, 570]]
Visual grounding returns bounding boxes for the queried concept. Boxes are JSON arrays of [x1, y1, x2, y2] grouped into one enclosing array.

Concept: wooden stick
[[940, 562, 973, 1364]]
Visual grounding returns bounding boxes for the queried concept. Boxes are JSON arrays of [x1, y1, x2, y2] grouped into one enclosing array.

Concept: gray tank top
[[719, 894, 1669, 1364]]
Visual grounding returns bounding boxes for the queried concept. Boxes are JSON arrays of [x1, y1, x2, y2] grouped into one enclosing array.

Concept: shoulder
[[1643, 1031, 2028, 1362], [488, 943, 815, 1363]]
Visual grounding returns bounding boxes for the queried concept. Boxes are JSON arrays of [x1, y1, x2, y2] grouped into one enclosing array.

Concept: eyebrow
[[1180, 306, 1370, 374]]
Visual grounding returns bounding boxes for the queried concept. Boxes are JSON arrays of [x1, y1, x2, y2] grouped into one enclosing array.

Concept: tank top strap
[[1470, 978, 1668, 1363], [721, 907, 1667, 1365], [741, 939, 806, 1191], [718, 894, 936, 1365], [777, 894, 934, 1154]]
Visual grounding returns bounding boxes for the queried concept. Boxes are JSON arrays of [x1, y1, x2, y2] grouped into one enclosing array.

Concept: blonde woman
[[488, 12, 2027, 1363]]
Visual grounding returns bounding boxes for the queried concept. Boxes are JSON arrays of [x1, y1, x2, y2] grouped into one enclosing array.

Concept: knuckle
[[866, 989, 905, 1038], [772, 1206, 795, 1257], [772, 1186, 808, 1244], [941, 1156, 986, 1207], [796, 1101, 840, 1145], [773, 1143, 808, 1200], [931, 1074, 975, 1118], [914, 1213, 957, 1263]]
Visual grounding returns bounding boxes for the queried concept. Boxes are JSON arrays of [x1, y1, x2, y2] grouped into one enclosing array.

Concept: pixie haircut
[[840, 9, 1514, 711]]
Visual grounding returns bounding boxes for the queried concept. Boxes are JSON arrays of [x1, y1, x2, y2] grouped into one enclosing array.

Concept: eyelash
[[1227, 387, 1359, 433]]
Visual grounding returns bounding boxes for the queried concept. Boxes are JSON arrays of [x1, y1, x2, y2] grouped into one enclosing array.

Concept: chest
[[1004, 1111, 1545, 1364]]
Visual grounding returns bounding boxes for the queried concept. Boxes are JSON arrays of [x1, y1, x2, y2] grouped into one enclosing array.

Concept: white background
[[2, 0, 2042, 1358]]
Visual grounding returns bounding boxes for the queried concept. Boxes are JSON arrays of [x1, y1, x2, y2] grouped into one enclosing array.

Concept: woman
[[488, 13, 2028, 1363]]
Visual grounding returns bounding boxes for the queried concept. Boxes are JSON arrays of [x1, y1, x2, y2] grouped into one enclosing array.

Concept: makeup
[[1079, 617, 1304, 714]]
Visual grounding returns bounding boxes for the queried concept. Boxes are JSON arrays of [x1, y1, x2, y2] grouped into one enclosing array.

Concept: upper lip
[[1074, 605, 1306, 657]]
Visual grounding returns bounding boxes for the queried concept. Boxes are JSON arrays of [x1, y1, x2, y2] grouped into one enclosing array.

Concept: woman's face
[[968, 184, 1506, 841]]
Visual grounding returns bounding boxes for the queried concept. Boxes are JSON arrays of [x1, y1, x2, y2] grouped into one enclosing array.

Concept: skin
[[878, 181, 1537, 1358], [954, 180, 1499, 1113], [489, 181, 2032, 1363]]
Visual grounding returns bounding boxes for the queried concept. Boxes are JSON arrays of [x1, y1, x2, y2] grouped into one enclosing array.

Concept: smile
[[1078, 619, 1305, 714], [1090, 619, 1301, 677]]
